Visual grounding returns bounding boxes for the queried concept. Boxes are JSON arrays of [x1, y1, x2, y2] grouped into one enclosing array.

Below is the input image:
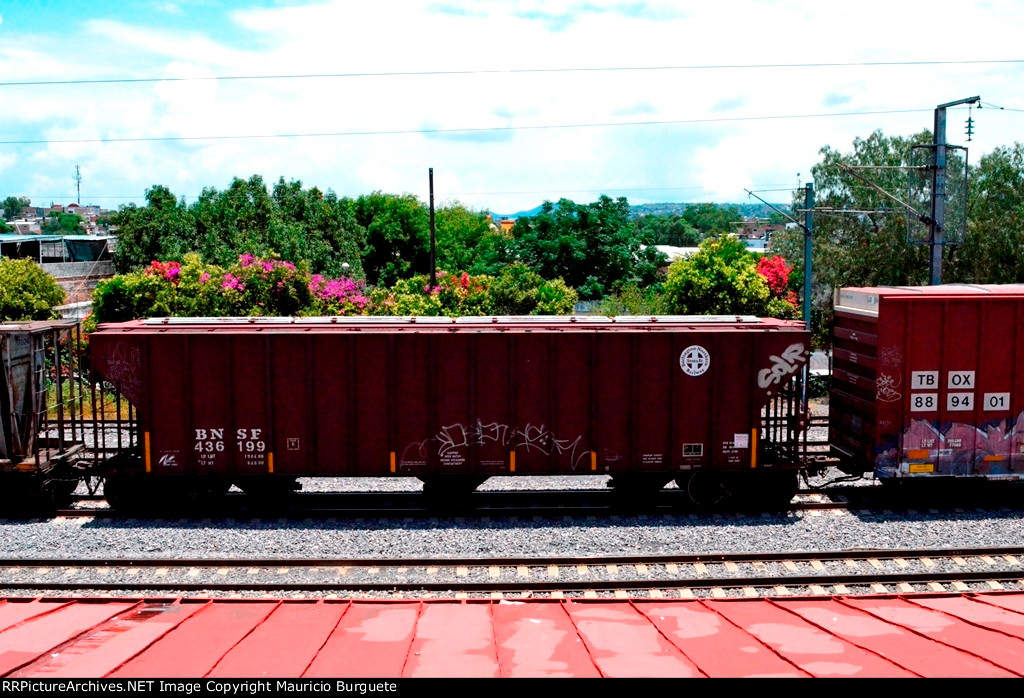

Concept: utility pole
[[428, 168, 436, 289], [73, 165, 82, 205], [744, 186, 814, 333], [929, 96, 979, 285], [803, 183, 813, 331]]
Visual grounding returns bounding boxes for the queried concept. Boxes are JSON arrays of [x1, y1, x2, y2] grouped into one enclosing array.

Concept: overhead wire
[[0, 108, 931, 145], [2, 58, 1022, 87]]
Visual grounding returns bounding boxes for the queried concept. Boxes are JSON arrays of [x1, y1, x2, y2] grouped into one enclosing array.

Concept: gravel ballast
[[0, 476, 1015, 561]]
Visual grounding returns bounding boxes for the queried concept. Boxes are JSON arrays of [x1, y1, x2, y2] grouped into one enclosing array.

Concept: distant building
[[0, 233, 116, 303], [737, 217, 785, 241]]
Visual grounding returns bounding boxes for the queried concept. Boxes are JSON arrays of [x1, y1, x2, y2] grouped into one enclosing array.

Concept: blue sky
[[1, 0, 1022, 214]]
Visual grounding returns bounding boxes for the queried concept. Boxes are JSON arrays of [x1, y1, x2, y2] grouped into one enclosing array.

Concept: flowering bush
[[145, 260, 182, 284], [227, 254, 312, 316], [756, 255, 799, 317], [433, 271, 493, 315], [662, 235, 796, 318], [308, 274, 369, 315], [756, 256, 790, 296], [369, 277, 446, 316], [92, 254, 580, 323], [93, 253, 362, 321], [487, 263, 578, 316]]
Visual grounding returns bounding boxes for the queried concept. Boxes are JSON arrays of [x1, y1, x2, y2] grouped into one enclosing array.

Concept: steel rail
[[3, 545, 1023, 569], [0, 547, 1022, 596]]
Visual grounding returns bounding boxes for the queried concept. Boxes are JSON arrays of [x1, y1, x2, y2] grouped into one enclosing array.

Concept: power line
[[0, 108, 930, 145], [17, 183, 800, 203], [2, 59, 1022, 87]]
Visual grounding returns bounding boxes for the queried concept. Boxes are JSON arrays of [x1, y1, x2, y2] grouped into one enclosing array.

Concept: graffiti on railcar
[[402, 420, 590, 470]]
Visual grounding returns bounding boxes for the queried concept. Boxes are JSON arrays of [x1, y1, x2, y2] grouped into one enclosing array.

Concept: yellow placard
[[908, 462, 934, 474]]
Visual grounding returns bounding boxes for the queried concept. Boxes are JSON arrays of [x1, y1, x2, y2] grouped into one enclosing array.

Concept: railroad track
[[4, 547, 1024, 598]]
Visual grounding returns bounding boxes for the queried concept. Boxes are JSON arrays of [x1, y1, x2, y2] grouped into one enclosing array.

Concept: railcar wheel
[[680, 471, 729, 508]]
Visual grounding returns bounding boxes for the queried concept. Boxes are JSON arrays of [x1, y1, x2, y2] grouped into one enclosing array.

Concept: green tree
[[0, 258, 66, 321], [110, 185, 194, 273], [271, 178, 364, 277], [482, 196, 666, 300], [1, 196, 31, 221], [662, 235, 794, 317], [354, 192, 429, 286], [190, 175, 280, 266], [111, 178, 366, 277], [434, 202, 497, 274], [681, 203, 743, 237], [772, 130, 933, 342], [41, 212, 84, 234], [948, 143, 1024, 283], [485, 263, 578, 315], [633, 214, 700, 247]]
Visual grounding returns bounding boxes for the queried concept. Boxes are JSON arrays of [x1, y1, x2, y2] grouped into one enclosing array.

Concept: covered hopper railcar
[[86, 315, 812, 510]]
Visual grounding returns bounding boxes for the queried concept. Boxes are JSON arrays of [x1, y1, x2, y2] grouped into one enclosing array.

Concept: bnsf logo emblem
[[679, 345, 711, 376]]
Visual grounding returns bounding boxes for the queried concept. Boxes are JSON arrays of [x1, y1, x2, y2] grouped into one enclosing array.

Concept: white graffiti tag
[[757, 343, 808, 389], [876, 373, 903, 402], [402, 420, 591, 471]]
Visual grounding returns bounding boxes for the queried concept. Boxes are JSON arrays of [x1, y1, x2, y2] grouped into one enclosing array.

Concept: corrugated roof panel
[[1, 595, 1022, 678]]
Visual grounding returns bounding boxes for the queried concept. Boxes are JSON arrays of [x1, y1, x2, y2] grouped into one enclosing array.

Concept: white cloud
[[1, 0, 1022, 211]]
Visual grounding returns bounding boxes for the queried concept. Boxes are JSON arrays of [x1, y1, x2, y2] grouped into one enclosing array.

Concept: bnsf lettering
[[237, 428, 266, 453], [194, 428, 226, 455]]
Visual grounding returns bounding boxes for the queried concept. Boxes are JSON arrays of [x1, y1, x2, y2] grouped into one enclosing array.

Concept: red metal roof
[[2, 593, 1024, 678]]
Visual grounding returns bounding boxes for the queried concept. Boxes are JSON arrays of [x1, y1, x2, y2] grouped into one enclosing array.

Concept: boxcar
[[830, 285, 1024, 480], [88, 315, 810, 509]]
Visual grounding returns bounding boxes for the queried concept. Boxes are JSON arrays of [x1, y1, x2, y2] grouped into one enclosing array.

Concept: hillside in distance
[[498, 201, 791, 219]]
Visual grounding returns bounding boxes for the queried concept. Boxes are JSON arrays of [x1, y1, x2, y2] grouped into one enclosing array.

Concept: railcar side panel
[[188, 335, 233, 474], [594, 333, 631, 473], [354, 336, 389, 475]]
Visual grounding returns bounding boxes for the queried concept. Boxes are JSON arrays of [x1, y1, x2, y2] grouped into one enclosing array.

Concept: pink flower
[[199, 273, 211, 284]]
